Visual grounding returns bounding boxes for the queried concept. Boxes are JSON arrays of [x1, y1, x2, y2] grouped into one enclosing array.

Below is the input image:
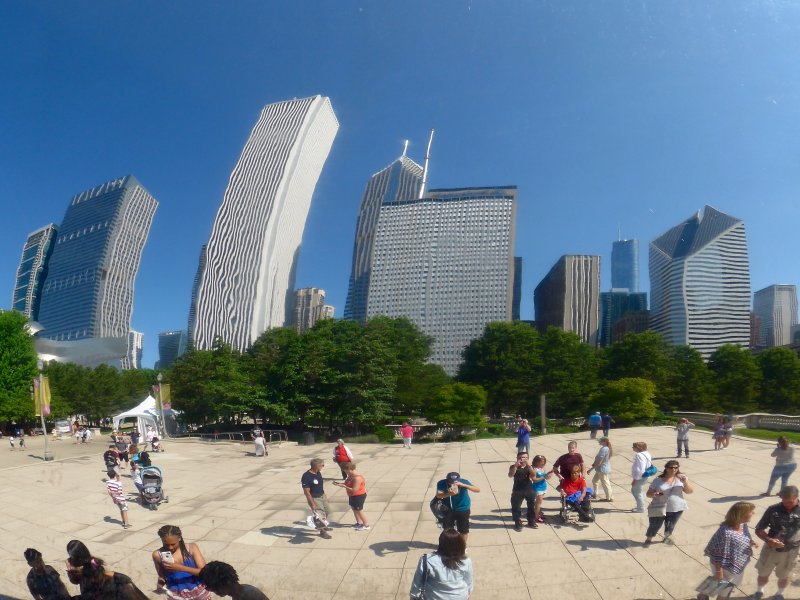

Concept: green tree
[[425, 383, 487, 427], [757, 347, 800, 413], [249, 327, 307, 424], [536, 327, 599, 418], [46, 361, 91, 418], [708, 344, 761, 413], [86, 364, 123, 421], [592, 377, 658, 423], [459, 322, 541, 416], [600, 332, 671, 390], [659, 345, 716, 412], [0, 311, 38, 421]]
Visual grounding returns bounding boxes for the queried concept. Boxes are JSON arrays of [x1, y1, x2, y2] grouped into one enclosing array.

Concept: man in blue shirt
[[516, 418, 531, 455], [588, 412, 602, 439], [436, 472, 481, 542]]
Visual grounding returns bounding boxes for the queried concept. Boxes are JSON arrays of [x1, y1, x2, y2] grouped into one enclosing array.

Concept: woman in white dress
[[253, 433, 266, 457]]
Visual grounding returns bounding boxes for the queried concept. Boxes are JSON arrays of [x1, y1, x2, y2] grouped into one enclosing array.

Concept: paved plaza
[[0, 426, 798, 600]]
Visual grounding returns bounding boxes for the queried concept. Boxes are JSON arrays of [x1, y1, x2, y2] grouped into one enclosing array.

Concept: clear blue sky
[[2, 2, 800, 368]]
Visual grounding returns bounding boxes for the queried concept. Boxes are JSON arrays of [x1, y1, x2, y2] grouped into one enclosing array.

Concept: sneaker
[[527, 521, 538, 529], [359, 525, 370, 531], [749, 592, 763, 600], [643, 538, 652, 546], [513, 520, 523, 532], [771, 594, 784, 600], [353, 524, 363, 530], [664, 535, 674, 545], [536, 515, 545, 523]]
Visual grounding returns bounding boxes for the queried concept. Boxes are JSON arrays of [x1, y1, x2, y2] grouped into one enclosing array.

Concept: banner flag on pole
[[161, 384, 171, 411], [34, 378, 41, 416], [41, 376, 51, 417]]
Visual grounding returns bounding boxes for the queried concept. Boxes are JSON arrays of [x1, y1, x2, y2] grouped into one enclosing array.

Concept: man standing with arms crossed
[[301, 458, 333, 538], [751, 485, 800, 600]]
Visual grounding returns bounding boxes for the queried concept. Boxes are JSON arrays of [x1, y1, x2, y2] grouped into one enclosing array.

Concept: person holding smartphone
[[644, 460, 694, 545], [508, 452, 536, 531], [151, 525, 210, 599]]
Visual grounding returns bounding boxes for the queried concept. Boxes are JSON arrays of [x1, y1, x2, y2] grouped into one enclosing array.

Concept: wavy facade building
[[366, 186, 517, 375], [36, 175, 157, 343], [649, 205, 751, 358], [192, 96, 339, 351], [344, 154, 423, 323], [12, 223, 58, 319]]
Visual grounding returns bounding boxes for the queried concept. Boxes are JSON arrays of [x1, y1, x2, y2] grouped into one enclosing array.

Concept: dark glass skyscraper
[[37, 175, 158, 341], [12, 223, 58, 319], [598, 290, 648, 346], [611, 239, 639, 292], [157, 330, 188, 370]]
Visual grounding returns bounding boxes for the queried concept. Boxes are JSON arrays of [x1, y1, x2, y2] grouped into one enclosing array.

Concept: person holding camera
[[151, 525, 210, 599], [508, 452, 536, 531], [762, 437, 796, 497], [516, 418, 531, 455], [436, 472, 481, 543]]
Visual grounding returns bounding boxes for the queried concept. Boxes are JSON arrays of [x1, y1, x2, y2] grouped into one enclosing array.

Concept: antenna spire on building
[[402, 139, 409, 157], [418, 129, 435, 199]]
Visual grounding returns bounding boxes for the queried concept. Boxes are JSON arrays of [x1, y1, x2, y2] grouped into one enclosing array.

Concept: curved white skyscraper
[[649, 205, 750, 358], [193, 96, 339, 351]]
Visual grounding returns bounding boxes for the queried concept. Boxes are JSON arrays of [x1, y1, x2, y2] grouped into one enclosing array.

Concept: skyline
[[3, 3, 800, 368]]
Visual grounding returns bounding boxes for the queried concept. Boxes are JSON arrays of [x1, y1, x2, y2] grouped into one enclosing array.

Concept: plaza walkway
[[0, 425, 797, 600]]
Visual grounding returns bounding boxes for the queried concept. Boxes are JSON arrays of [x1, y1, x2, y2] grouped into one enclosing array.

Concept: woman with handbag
[[698, 501, 758, 600], [631, 442, 654, 513], [409, 529, 473, 599], [644, 459, 694, 545]]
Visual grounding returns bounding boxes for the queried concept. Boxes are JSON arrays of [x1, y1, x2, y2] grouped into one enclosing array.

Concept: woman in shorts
[[531, 455, 551, 523], [334, 461, 370, 531]]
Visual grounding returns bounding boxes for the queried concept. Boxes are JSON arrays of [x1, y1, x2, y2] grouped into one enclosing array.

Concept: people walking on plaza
[[751, 485, 800, 600], [115, 433, 129, 470], [516, 418, 531, 455], [131, 426, 140, 446], [145, 425, 156, 451], [631, 441, 654, 512], [644, 459, 693, 545], [199, 561, 270, 599], [762, 437, 796, 497], [23, 548, 71, 600], [700, 501, 757, 600], [409, 528, 473, 600], [531, 455, 550, 524], [301, 458, 333, 536], [587, 437, 613, 502], [65, 540, 148, 599], [131, 462, 145, 504], [552, 441, 585, 480], [508, 451, 536, 531], [588, 411, 602, 439], [9, 434, 15, 450], [333, 461, 370, 530], [152, 525, 211, 599], [105, 469, 130, 529], [436, 472, 480, 543], [676, 417, 694, 458], [722, 416, 734, 449], [713, 415, 725, 451], [400, 420, 414, 449], [602, 413, 615, 437], [103, 444, 120, 476], [332, 438, 354, 479], [253, 430, 267, 457]]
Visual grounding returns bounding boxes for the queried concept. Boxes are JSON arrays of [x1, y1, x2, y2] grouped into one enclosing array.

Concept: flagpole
[[38, 360, 53, 461]]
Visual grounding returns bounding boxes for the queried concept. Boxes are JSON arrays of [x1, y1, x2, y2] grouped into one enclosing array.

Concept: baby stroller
[[140, 466, 168, 510], [559, 490, 595, 525]]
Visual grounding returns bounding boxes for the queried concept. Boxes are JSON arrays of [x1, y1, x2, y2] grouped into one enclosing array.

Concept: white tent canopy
[[113, 395, 160, 436]]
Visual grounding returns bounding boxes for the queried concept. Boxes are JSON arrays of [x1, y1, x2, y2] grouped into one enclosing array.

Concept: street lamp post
[[38, 360, 53, 461], [157, 372, 166, 438]]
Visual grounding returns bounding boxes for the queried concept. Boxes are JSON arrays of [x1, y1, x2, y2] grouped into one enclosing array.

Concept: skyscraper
[[157, 330, 188, 370], [192, 96, 339, 351], [366, 186, 517, 375], [294, 287, 334, 333], [186, 244, 206, 350], [534, 255, 601, 345], [611, 239, 639, 292], [512, 257, 522, 321], [649, 206, 750, 358], [12, 223, 58, 320], [753, 284, 798, 348], [122, 330, 143, 370], [37, 175, 157, 342], [344, 153, 423, 323], [598, 290, 648, 346]]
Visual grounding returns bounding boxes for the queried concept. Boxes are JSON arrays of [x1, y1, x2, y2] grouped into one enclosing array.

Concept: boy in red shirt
[[560, 465, 594, 522]]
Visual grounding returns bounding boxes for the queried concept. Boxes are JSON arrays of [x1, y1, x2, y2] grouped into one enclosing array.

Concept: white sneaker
[[358, 525, 370, 531]]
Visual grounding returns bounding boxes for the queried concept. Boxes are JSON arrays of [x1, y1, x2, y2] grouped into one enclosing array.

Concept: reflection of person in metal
[[701, 502, 757, 600]]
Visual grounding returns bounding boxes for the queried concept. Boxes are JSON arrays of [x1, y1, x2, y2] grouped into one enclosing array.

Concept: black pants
[[442, 510, 470, 534], [646, 511, 683, 538], [569, 497, 593, 520], [510, 490, 535, 522]]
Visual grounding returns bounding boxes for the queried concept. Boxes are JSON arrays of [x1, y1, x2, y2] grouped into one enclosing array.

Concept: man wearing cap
[[588, 411, 602, 439], [751, 485, 800, 600], [436, 472, 481, 542]]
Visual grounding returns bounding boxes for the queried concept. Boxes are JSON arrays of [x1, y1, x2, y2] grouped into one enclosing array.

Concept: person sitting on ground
[[199, 561, 269, 599], [560, 465, 594, 522], [152, 524, 211, 599], [65, 539, 148, 599], [409, 528, 473, 600], [24, 548, 71, 600]]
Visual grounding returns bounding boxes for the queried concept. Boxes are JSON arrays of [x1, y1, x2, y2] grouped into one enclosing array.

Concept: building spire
[[402, 139, 409, 157], [418, 129, 435, 199]]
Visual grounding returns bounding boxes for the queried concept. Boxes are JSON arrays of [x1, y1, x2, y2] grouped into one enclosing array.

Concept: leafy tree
[[0, 311, 38, 421], [592, 377, 658, 423], [459, 322, 540, 416], [708, 344, 761, 413], [757, 347, 800, 413], [86, 364, 124, 421], [536, 327, 599, 418], [659, 345, 716, 412], [45, 361, 91, 418], [425, 383, 487, 427], [249, 327, 307, 424], [600, 332, 671, 387]]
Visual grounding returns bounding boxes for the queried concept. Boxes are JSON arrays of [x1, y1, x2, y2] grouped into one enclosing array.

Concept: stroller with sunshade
[[141, 466, 168, 510]]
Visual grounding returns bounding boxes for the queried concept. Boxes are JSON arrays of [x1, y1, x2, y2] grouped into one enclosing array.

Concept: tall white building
[[649, 206, 751, 358], [366, 186, 517, 375], [294, 287, 334, 333], [753, 284, 798, 348], [192, 96, 339, 351]]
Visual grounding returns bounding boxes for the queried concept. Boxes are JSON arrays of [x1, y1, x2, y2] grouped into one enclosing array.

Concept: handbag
[[411, 554, 429, 600], [647, 502, 667, 517], [643, 464, 658, 477], [695, 576, 734, 598]]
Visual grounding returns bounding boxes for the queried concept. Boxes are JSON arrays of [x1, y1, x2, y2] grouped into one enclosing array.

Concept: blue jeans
[[677, 438, 689, 457], [631, 478, 648, 510], [767, 463, 796, 494]]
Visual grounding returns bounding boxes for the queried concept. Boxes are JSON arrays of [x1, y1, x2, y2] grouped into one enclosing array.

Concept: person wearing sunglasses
[[644, 460, 693, 545]]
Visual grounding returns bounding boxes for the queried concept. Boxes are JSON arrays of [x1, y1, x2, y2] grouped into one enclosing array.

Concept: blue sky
[[2, 2, 800, 368]]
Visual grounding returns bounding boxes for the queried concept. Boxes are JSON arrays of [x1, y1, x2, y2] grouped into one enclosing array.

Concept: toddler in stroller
[[140, 466, 169, 510], [559, 465, 595, 524]]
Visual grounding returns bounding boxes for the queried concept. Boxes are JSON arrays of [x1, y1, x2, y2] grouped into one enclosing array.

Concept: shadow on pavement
[[369, 540, 437, 557], [260, 525, 317, 544], [566, 538, 630, 552], [708, 495, 764, 503]]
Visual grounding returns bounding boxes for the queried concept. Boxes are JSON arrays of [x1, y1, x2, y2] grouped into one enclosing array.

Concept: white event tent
[[112, 395, 161, 435]]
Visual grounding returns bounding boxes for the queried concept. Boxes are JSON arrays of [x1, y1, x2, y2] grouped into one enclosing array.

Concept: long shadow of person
[[369, 540, 438, 557], [708, 495, 764, 503], [260, 524, 319, 545]]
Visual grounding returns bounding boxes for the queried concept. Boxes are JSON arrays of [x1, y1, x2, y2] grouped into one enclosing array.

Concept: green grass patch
[[736, 428, 800, 444]]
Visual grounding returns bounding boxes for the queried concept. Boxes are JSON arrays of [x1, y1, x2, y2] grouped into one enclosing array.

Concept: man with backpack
[[103, 444, 120, 476]]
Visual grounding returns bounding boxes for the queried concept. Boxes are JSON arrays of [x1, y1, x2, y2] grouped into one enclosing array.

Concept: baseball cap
[[446, 472, 460, 483]]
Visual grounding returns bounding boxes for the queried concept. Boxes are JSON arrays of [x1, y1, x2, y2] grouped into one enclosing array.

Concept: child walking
[[334, 462, 370, 531], [105, 469, 131, 529], [531, 455, 551, 524]]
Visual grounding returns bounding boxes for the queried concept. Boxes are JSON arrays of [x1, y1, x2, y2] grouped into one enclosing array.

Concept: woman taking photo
[[700, 502, 758, 600], [644, 460, 693, 545], [409, 529, 473, 599], [65, 540, 148, 599], [762, 437, 796, 496], [151, 525, 211, 599]]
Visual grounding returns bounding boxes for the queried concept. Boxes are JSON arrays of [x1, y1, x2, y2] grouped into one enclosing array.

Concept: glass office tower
[[12, 223, 58, 319], [753, 284, 798, 348], [611, 239, 639, 292]]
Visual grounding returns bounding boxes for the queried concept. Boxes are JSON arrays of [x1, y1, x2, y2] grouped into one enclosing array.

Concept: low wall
[[673, 411, 800, 432]]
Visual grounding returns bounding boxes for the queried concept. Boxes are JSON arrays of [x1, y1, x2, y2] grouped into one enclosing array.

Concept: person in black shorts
[[436, 472, 480, 543]]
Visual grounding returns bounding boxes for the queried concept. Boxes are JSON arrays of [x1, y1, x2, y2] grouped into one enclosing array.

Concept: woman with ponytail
[[151, 525, 211, 599], [65, 540, 147, 599]]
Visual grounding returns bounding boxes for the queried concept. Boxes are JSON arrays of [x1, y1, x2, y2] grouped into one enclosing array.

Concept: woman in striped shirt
[[701, 502, 758, 600]]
